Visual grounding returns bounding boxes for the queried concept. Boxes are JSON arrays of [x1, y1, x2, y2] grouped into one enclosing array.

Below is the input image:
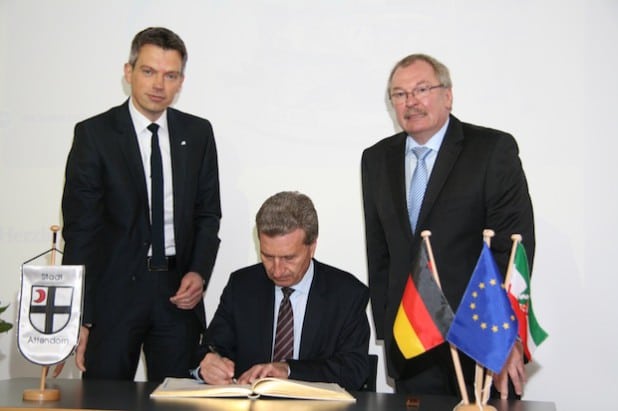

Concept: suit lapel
[[385, 133, 414, 238], [251, 267, 277, 361], [261, 278, 276, 361], [116, 101, 149, 208], [418, 115, 464, 226], [167, 109, 188, 221], [298, 260, 327, 358]]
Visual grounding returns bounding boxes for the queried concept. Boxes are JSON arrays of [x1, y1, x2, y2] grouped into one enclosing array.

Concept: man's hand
[[494, 340, 526, 398], [47, 325, 90, 376], [170, 271, 204, 310], [75, 325, 90, 372], [50, 362, 65, 377], [237, 362, 289, 384], [199, 352, 236, 385]]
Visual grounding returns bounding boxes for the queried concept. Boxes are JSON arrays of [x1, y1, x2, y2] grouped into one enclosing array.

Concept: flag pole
[[480, 233, 522, 406], [503, 234, 522, 287], [23, 225, 62, 402], [421, 230, 470, 406], [478, 229, 496, 406], [39, 226, 60, 390]]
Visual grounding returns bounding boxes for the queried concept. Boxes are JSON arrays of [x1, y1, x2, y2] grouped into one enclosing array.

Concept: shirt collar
[[406, 117, 450, 153], [277, 259, 314, 295], [128, 97, 168, 134]]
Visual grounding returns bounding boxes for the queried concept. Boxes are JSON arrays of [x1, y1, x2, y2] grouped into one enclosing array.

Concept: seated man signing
[[196, 191, 370, 390]]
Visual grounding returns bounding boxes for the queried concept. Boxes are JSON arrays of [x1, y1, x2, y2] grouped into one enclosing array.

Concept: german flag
[[393, 242, 454, 359]]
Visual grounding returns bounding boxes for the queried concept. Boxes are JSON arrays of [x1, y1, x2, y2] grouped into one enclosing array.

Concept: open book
[[150, 377, 356, 402]]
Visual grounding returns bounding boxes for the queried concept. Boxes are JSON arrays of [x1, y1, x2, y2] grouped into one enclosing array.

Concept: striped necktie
[[273, 287, 295, 362]]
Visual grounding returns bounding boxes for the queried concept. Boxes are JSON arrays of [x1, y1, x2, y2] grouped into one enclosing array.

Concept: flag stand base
[[454, 403, 497, 411], [22, 388, 61, 401]]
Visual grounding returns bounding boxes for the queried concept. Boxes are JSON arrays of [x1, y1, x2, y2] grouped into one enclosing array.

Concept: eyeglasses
[[389, 84, 445, 104]]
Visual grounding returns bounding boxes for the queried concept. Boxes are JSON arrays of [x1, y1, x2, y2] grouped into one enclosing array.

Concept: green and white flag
[[507, 243, 548, 360]]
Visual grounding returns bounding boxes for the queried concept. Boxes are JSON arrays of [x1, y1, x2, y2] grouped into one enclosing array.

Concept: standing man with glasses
[[361, 54, 534, 398], [61, 27, 221, 381]]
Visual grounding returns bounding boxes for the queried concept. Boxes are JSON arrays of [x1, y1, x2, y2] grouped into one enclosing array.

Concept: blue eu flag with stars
[[446, 243, 518, 373]]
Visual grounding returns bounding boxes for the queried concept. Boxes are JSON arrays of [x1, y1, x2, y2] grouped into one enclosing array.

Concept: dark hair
[[128, 27, 188, 73], [256, 191, 318, 245]]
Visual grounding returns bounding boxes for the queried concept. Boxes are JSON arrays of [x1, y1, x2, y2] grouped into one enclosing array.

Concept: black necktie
[[148, 123, 165, 268], [273, 287, 295, 362]]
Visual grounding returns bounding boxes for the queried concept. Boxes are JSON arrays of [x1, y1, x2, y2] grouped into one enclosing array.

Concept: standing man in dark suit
[[195, 191, 370, 391], [361, 54, 534, 398], [61, 27, 221, 381]]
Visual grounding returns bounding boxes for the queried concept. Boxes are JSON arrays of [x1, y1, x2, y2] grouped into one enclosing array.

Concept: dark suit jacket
[[61, 100, 221, 330], [201, 259, 370, 391], [361, 115, 534, 378]]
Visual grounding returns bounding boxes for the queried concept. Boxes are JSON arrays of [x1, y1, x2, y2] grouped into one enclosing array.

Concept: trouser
[[394, 343, 520, 400], [83, 258, 202, 381]]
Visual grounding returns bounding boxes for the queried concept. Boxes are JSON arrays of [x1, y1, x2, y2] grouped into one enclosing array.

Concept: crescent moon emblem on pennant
[[34, 288, 46, 303]]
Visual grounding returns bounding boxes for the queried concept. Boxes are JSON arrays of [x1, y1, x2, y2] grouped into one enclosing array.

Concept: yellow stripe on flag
[[393, 303, 424, 358]]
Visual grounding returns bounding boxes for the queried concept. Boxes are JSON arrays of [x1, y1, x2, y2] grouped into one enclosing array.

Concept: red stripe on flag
[[508, 293, 530, 360], [401, 275, 444, 350]]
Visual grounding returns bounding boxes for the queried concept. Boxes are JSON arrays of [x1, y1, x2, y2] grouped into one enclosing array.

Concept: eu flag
[[446, 243, 518, 373]]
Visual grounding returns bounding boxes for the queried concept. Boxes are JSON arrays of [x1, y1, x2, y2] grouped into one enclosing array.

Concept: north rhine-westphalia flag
[[507, 242, 548, 360], [393, 241, 454, 359], [446, 243, 518, 373]]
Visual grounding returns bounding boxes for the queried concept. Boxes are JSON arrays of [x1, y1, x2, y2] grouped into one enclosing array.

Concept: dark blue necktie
[[148, 123, 165, 267]]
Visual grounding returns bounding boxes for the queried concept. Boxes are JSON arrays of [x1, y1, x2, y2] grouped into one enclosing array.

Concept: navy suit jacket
[[202, 259, 370, 390], [62, 100, 221, 330], [361, 115, 534, 378]]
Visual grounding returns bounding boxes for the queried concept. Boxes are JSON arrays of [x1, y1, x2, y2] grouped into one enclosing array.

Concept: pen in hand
[[208, 345, 238, 384]]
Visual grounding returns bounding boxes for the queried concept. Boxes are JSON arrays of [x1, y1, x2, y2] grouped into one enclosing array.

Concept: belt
[[147, 255, 176, 271]]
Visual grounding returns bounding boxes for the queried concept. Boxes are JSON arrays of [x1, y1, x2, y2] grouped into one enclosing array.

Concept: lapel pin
[[181, 140, 187, 146]]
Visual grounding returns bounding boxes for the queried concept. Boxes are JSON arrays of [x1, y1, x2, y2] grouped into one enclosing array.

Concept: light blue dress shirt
[[405, 118, 450, 204], [272, 259, 314, 360]]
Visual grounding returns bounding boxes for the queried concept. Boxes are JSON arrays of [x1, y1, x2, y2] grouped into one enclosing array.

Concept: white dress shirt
[[128, 98, 176, 256]]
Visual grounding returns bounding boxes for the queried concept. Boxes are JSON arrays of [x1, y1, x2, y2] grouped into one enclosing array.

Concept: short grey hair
[[388, 53, 452, 91], [256, 191, 318, 245]]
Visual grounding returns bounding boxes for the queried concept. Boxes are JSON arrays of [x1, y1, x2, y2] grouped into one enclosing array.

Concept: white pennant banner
[[17, 264, 84, 366]]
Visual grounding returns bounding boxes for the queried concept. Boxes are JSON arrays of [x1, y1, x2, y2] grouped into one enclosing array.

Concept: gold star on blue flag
[[446, 243, 518, 373]]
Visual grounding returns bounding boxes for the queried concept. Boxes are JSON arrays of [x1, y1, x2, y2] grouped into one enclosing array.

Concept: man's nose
[[153, 74, 164, 89], [271, 259, 285, 277], [405, 92, 419, 106]]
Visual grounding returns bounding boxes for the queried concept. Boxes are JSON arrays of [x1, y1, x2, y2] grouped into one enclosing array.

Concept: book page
[[252, 378, 356, 402], [150, 377, 356, 402], [150, 377, 253, 398]]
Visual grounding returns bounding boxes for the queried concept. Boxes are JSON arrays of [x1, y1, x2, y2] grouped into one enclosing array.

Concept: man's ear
[[123, 63, 133, 84]]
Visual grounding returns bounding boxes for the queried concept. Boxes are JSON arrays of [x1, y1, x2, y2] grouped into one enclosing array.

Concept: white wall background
[[1, 1, 616, 409]]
